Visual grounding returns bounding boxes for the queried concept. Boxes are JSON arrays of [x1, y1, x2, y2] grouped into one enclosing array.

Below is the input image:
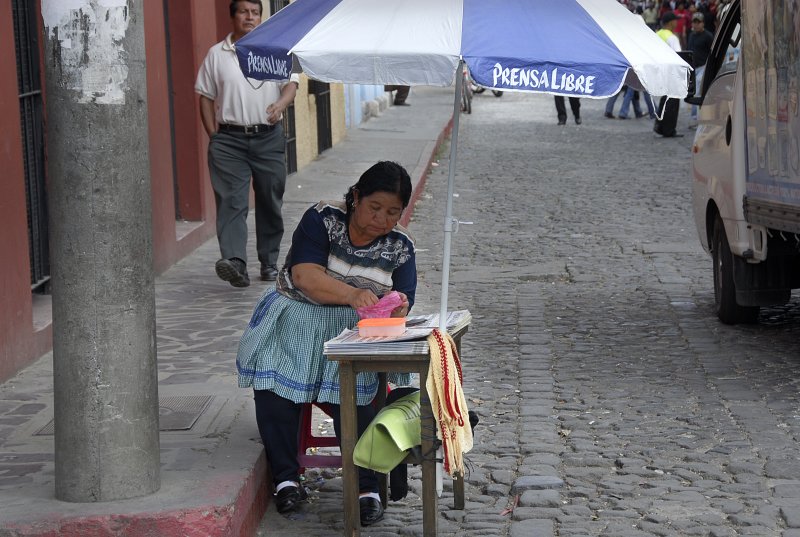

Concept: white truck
[[689, 0, 800, 324]]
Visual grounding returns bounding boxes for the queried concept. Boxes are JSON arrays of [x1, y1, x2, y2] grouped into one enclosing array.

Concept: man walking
[[687, 11, 714, 125], [653, 12, 683, 138], [384, 85, 410, 106], [554, 95, 581, 125], [195, 0, 299, 287]]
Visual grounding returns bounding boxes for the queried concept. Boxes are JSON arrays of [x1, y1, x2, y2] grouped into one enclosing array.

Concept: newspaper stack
[[323, 310, 472, 355]]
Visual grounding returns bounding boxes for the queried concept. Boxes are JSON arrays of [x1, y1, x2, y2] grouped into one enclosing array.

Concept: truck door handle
[[725, 116, 732, 145]]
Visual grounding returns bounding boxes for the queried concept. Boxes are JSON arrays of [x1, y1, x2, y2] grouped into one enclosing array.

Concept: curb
[[400, 114, 454, 229]]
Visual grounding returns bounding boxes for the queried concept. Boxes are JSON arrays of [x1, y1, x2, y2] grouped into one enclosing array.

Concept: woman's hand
[[346, 288, 380, 309], [390, 292, 409, 318]]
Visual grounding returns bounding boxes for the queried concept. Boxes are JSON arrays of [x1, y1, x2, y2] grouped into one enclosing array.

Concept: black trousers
[[254, 389, 379, 493], [654, 96, 679, 137], [384, 85, 410, 104], [554, 96, 581, 121]]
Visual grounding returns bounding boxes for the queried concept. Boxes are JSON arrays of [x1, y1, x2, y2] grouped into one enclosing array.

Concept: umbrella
[[235, 0, 689, 331], [235, 1, 690, 513]]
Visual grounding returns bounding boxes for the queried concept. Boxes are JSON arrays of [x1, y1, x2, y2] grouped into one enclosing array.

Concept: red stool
[[297, 386, 391, 472], [297, 403, 341, 472]]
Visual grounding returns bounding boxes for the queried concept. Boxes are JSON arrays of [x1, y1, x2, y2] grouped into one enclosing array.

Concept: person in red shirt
[[673, 1, 691, 47]]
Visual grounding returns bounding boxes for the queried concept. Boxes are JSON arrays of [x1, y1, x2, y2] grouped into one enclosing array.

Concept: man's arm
[[199, 95, 217, 137], [266, 82, 299, 125]]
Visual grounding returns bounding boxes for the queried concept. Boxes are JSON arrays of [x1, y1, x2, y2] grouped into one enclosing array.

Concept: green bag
[[353, 391, 421, 473]]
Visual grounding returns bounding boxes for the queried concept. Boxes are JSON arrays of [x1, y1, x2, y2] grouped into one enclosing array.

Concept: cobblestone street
[[259, 91, 800, 536]]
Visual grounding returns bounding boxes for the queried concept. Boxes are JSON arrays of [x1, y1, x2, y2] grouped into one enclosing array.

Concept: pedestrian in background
[[618, 5, 657, 120], [384, 85, 411, 106], [554, 95, 581, 125], [687, 11, 714, 125], [604, 87, 625, 119], [195, 0, 299, 288], [653, 12, 683, 137], [643, 3, 659, 29], [673, 1, 691, 47], [617, 88, 655, 120]]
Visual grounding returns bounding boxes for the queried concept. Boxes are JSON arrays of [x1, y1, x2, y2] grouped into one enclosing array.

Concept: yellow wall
[[330, 84, 346, 146], [293, 77, 347, 171]]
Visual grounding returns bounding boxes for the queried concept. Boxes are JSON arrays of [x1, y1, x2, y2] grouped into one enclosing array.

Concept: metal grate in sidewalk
[[34, 395, 213, 435]]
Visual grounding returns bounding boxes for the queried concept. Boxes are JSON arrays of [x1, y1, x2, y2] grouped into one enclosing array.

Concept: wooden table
[[325, 326, 467, 537]]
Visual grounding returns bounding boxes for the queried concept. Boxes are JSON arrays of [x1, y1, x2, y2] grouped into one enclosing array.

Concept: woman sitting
[[236, 161, 416, 526]]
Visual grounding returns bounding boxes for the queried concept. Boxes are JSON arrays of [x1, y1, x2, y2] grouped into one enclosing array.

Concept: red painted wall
[[0, 0, 37, 381], [0, 0, 228, 381], [144, 0, 222, 274]]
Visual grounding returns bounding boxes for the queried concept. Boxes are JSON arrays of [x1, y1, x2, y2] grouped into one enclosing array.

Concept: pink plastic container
[[357, 317, 406, 337]]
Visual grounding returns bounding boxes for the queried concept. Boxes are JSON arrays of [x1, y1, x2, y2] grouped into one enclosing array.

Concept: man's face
[[232, 1, 262, 39], [692, 19, 704, 32]]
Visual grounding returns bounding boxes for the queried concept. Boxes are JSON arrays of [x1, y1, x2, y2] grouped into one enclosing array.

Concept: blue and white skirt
[[236, 289, 411, 405]]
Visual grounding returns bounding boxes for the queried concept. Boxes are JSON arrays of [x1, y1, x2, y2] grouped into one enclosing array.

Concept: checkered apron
[[237, 288, 411, 405]]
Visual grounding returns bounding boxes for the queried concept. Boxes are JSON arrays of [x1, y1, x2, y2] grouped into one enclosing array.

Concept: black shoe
[[359, 496, 384, 526], [260, 264, 279, 281], [574, 116, 582, 125], [557, 116, 566, 125], [635, 112, 646, 119], [215, 258, 250, 287], [394, 101, 410, 106], [604, 112, 615, 119], [275, 485, 307, 514]]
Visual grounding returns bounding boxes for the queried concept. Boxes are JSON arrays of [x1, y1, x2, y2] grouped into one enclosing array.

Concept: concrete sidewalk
[[0, 86, 455, 536]]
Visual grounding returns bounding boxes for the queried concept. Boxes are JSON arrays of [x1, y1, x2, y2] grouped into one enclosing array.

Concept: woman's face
[[349, 191, 404, 244]]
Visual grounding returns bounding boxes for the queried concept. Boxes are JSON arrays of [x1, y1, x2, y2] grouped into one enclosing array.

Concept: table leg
[[339, 362, 360, 536], [454, 473, 465, 509], [376, 373, 388, 507], [419, 366, 438, 537]]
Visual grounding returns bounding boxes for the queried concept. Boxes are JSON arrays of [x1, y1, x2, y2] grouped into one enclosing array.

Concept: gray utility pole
[[41, 0, 160, 501]]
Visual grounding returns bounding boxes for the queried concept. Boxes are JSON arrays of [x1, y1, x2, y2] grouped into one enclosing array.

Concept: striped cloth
[[237, 288, 411, 405], [425, 328, 473, 477]]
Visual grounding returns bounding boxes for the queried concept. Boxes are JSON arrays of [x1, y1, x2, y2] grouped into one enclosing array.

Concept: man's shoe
[[275, 484, 308, 514], [574, 116, 582, 125], [618, 115, 628, 120], [215, 258, 250, 288], [394, 101, 410, 106], [260, 264, 279, 281], [604, 112, 615, 119], [635, 112, 647, 119], [359, 496, 384, 526], [557, 119, 566, 125]]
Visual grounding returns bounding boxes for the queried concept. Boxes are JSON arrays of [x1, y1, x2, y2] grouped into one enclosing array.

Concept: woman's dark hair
[[345, 161, 412, 215], [230, 0, 263, 17]]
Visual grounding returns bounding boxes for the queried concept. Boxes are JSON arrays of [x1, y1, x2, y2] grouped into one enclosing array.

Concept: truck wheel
[[712, 216, 759, 324]]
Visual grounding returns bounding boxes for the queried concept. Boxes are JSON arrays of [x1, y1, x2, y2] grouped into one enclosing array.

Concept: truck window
[[700, 1, 741, 96], [718, 23, 741, 77]]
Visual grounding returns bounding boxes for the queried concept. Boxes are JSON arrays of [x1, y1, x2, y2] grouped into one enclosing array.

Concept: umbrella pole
[[434, 59, 464, 499], [439, 60, 463, 332]]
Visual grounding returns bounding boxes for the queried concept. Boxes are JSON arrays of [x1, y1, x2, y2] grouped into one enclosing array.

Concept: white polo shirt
[[195, 33, 300, 126]]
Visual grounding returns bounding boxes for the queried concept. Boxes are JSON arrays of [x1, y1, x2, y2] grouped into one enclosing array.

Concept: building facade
[[0, 0, 357, 382]]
